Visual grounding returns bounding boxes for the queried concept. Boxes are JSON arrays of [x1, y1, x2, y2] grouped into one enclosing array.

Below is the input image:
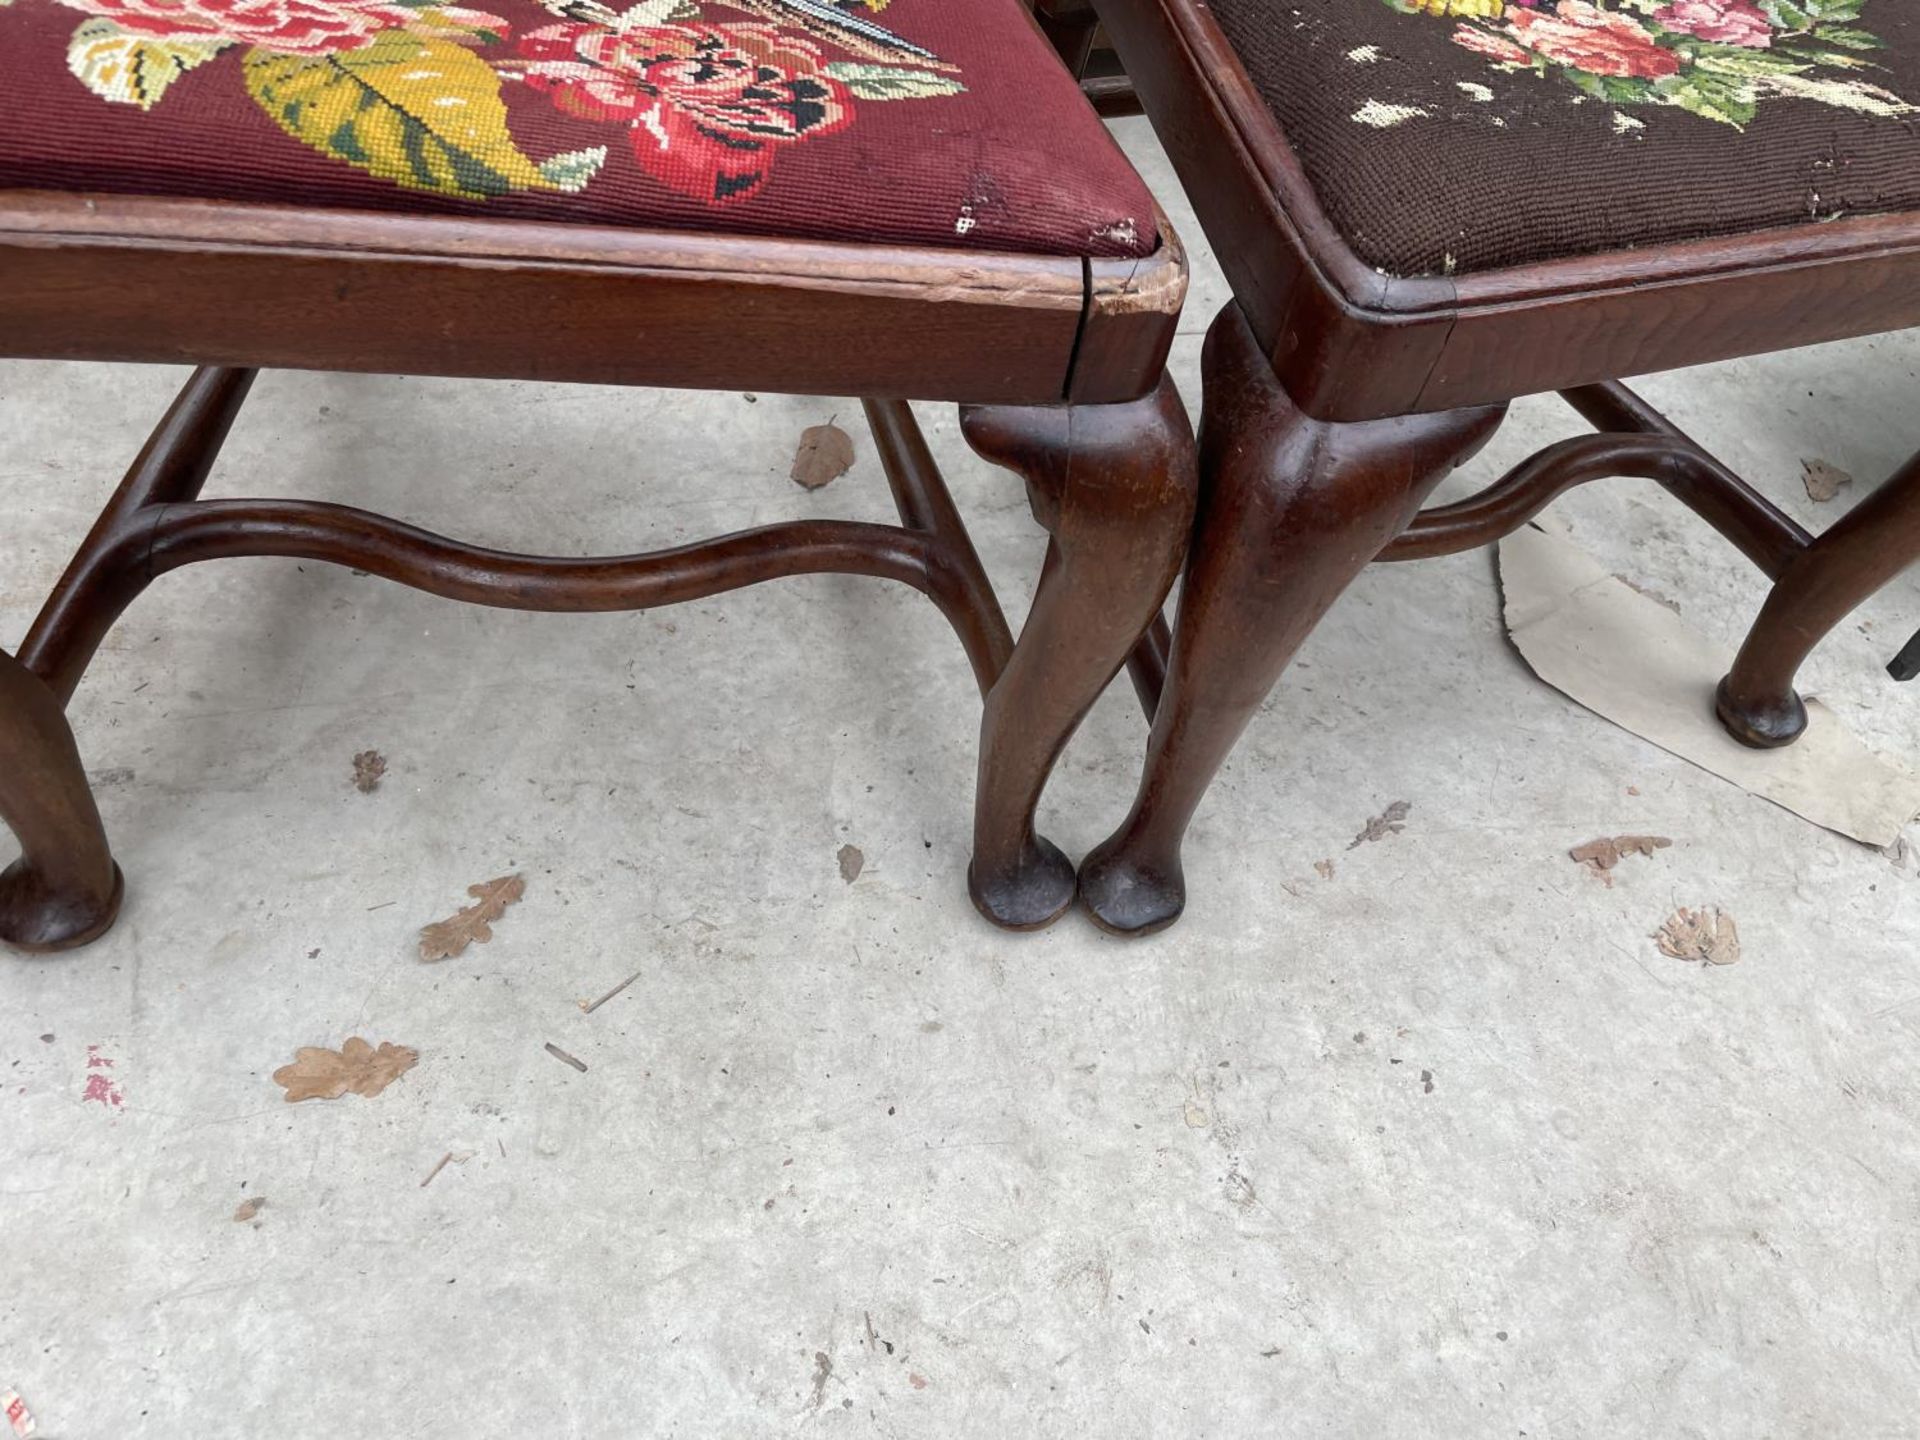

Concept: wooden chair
[[0, 0, 1197, 950], [1039, 0, 1920, 934]]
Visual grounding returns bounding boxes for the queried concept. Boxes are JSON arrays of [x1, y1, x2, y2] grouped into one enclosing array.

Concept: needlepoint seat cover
[[1202, 0, 1920, 279], [0, 0, 1157, 259]]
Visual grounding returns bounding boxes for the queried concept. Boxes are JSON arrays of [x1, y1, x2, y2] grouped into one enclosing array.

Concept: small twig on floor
[[580, 969, 642, 1014], [497, 1138, 506, 1158], [420, 1151, 455, 1188], [544, 1042, 588, 1073], [366, 900, 397, 912]]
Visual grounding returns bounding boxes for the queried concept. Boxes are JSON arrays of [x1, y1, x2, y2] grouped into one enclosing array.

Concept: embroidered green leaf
[[537, 145, 608, 193], [1691, 46, 1815, 77], [245, 31, 554, 199], [1653, 70, 1758, 126], [823, 62, 966, 100], [1563, 67, 1660, 106], [67, 18, 227, 109], [1811, 25, 1885, 49]]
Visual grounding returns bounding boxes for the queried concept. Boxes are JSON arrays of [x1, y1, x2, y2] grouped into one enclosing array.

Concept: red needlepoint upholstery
[[0, 0, 1158, 257]]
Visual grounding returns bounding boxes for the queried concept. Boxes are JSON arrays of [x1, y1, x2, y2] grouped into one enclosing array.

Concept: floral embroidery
[[49, 0, 964, 201], [1383, 0, 1915, 126], [517, 20, 850, 198]]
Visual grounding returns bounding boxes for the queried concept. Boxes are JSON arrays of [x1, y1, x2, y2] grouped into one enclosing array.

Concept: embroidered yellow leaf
[[68, 18, 227, 110], [245, 32, 591, 199]]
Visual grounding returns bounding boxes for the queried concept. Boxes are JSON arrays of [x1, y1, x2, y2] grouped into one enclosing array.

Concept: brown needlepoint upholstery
[[0, 0, 1157, 258], [1204, 0, 1920, 278]]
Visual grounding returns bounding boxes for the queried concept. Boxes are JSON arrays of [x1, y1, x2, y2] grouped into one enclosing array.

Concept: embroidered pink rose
[[518, 21, 850, 202], [55, 0, 429, 53], [1451, 23, 1533, 65], [1505, 1, 1681, 80], [1653, 0, 1771, 47]]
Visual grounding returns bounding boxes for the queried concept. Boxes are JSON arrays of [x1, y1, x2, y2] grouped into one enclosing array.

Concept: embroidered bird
[[542, 0, 954, 67]]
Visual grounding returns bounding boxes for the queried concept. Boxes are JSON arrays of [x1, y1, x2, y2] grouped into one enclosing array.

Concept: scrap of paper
[[3, 1388, 36, 1438], [1499, 522, 1920, 847]]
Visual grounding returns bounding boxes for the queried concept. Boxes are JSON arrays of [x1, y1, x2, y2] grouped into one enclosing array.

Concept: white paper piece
[[1499, 522, 1920, 847], [2, 1388, 35, 1438]]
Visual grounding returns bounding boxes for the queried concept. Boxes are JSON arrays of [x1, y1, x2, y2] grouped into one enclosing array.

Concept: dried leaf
[[1802, 458, 1854, 503], [838, 843, 865, 883], [233, 1196, 265, 1222], [418, 874, 525, 961], [1654, 907, 1741, 966], [1570, 834, 1672, 885], [352, 749, 387, 793], [791, 422, 855, 490], [272, 1037, 418, 1102], [1312, 858, 1334, 880], [1348, 800, 1411, 850]]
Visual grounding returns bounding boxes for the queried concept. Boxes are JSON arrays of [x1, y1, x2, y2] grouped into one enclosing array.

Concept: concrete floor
[[5, 120, 1920, 1439]]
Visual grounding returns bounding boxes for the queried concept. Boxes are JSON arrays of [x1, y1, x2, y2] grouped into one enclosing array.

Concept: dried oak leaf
[[1801, 458, 1854, 503], [352, 749, 387, 793], [791, 422, 855, 490], [272, 1037, 418, 1103], [1654, 907, 1741, 966], [1570, 834, 1672, 886], [418, 874, 525, 962], [1348, 800, 1411, 850]]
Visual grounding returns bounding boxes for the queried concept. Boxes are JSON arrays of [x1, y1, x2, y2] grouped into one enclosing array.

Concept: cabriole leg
[[1080, 303, 1504, 935], [1718, 448, 1920, 747], [0, 649, 122, 953], [961, 374, 1197, 930]]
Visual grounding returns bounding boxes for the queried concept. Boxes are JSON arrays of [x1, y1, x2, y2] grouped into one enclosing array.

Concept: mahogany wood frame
[[0, 192, 1196, 951], [1038, 0, 1920, 934]]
